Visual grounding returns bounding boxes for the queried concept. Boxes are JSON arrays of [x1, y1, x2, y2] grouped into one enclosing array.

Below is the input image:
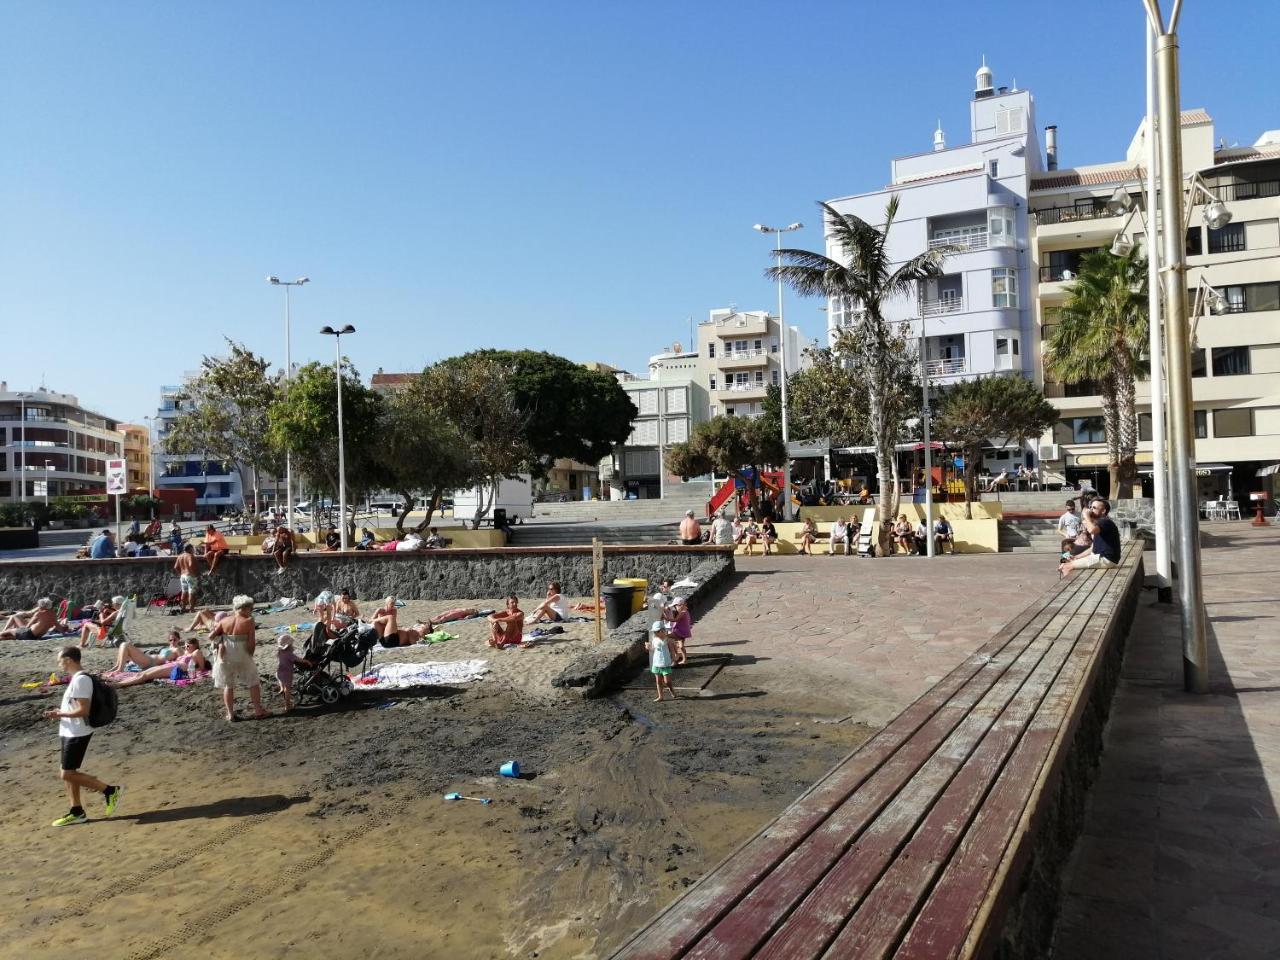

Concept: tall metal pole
[[283, 284, 294, 525], [657, 383, 666, 500], [920, 318, 935, 557], [1145, 23, 1173, 603], [334, 334, 349, 551], [44, 462, 51, 505], [1149, 5, 1208, 692], [776, 231, 793, 522], [18, 395, 26, 503]]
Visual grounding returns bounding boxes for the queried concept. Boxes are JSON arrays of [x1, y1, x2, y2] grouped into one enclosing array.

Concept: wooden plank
[[893, 551, 1142, 960], [818, 568, 1117, 959], [738, 571, 1114, 960], [667, 577, 1108, 960], [609, 573, 1097, 960]]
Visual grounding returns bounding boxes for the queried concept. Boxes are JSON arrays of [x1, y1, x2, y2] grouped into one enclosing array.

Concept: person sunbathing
[[529, 582, 568, 623], [112, 638, 209, 687], [334, 588, 360, 621], [78, 598, 122, 648], [371, 605, 433, 647], [487, 596, 525, 648], [113, 631, 183, 671], [187, 608, 231, 632], [1, 598, 58, 640]]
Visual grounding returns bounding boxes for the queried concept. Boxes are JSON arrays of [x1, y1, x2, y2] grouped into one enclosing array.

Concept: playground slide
[[707, 478, 737, 517]]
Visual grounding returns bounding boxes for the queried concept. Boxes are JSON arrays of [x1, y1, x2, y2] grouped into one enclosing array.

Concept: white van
[[453, 476, 534, 527]]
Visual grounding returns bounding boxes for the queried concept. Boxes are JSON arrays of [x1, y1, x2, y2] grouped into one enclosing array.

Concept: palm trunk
[[1100, 377, 1121, 498], [1115, 370, 1139, 500], [963, 445, 978, 520]]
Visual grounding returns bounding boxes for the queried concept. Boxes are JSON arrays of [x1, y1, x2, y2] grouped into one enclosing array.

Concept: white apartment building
[[691, 308, 806, 419], [598, 371, 710, 499], [0, 383, 125, 504], [824, 61, 1042, 395], [1029, 109, 1280, 502], [152, 380, 245, 513]]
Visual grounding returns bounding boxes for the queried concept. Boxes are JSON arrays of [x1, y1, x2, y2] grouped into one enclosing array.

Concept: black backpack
[[87, 674, 118, 728]]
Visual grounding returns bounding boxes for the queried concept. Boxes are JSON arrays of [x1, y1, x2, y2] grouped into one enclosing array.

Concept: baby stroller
[[295, 621, 380, 705]]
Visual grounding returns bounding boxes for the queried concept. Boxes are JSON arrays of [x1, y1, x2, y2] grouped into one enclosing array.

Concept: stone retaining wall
[[551, 552, 737, 698], [0, 546, 733, 609]]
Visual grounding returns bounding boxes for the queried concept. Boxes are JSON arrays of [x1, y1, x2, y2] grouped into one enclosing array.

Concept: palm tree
[[767, 197, 950, 553], [1044, 248, 1149, 498]]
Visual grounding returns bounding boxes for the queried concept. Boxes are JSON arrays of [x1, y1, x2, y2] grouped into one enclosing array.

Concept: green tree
[[1044, 248, 1149, 497], [933, 376, 1058, 518], [419, 356, 533, 528], [769, 197, 950, 549], [774, 346, 872, 448], [438, 350, 636, 470], [666, 415, 784, 516], [268, 360, 385, 538], [377, 373, 473, 532], [163, 340, 285, 516]]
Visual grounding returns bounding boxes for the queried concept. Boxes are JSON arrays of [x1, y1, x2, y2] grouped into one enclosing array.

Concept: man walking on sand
[[174, 544, 198, 613], [44, 647, 122, 826]]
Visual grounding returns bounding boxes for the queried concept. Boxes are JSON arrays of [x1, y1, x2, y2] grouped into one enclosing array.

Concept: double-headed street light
[[269, 276, 309, 523], [320, 324, 356, 551], [754, 221, 803, 521]]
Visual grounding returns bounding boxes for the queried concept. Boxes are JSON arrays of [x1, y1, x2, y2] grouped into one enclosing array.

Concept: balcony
[[925, 358, 967, 377], [1031, 200, 1119, 226], [715, 382, 768, 401], [719, 348, 770, 369], [1039, 265, 1078, 283], [928, 232, 988, 252], [712, 314, 769, 338], [920, 296, 965, 317]]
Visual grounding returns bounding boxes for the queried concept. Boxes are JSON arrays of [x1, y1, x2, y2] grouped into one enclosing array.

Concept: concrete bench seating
[[609, 542, 1144, 960]]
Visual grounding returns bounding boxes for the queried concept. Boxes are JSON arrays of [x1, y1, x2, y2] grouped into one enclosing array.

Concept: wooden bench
[[609, 542, 1144, 960]]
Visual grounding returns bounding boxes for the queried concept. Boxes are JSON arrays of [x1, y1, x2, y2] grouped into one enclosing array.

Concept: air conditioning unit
[[1038, 444, 1061, 462]]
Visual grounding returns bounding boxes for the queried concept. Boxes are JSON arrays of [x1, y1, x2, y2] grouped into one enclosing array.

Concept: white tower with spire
[[933, 119, 946, 152]]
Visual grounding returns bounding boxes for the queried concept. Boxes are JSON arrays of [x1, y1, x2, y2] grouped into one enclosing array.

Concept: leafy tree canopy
[[438, 350, 636, 467], [667, 415, 784, 513]]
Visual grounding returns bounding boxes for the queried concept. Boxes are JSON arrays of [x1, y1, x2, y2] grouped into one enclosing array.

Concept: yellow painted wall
[[735, 516, 998, 555], [799, 501, 1002, 522]]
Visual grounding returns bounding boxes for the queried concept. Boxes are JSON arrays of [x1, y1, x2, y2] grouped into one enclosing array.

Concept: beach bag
[[87, 674, 118, 728]]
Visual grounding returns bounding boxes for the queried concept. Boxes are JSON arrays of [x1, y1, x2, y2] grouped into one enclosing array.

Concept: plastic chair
[[1225, 501, 1242, 521]]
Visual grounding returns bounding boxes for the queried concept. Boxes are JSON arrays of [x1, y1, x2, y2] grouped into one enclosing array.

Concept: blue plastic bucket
[[500, 760, 521, 778]]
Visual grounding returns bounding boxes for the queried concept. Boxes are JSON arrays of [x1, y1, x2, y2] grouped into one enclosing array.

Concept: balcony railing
[[1209, 179, 1280, 202], [928, 232, 988, 252], [721, 382, 766, 393], [1031, 200, 1120, 225], [1039, 265, 1079, 283], [920, 296, 965, 317], [720, 348, 767, 360], [925, 357, 967, 377]]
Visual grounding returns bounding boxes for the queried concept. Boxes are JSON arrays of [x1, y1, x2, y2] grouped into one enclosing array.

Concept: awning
[[1258, 463, 1280, 478], [1139, 462, 1233, 476], [831, 441, 947, 455]]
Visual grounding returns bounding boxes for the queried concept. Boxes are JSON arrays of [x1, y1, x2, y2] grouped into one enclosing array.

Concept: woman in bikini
[[209, 595, 269, 721], [113, 630, 183, 671], [113, 638, 210, 688], [78, 597, 122, 649]]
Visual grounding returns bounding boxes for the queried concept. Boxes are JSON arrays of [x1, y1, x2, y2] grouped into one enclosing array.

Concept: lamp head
[[268, 276, 281, 284], [753, 224, 769, 233], [1203, 200, 1232, 230], [339, 324, 355, 335], [1106, 187, 1133, 216], [1210, 294, 1228, 315], [785, 222, 803, 231], [296, 277, 310, 285], [319, 325, 336, 335], [1110, 235, 1134, 257]]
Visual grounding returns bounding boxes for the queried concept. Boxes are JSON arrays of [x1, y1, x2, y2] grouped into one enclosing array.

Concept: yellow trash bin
[[612, 578, 649, 615]]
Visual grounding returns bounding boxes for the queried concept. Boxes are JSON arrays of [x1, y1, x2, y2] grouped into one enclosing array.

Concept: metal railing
[[1031, 200, 1119, 225], [928, 232, 989, 251], [1209, 179, 1280, 202], [925, 357, 966, 376], [1040, 265, 1079, 283], [720, 348, 767, 360], [722, 382, 766, 393], [920, 296, 965, 317]]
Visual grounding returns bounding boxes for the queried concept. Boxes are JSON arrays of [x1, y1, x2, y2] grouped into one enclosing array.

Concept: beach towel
[[672, 577, 699, 590], [351, 659, 488, 690], [101, 669, 212, 686], [257, 598, 303, 614], [422, 630, 454, 644], [273, 622, 317, 635]]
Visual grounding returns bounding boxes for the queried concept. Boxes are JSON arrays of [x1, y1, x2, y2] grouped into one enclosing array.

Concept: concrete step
[[510, 523, 678, 547]]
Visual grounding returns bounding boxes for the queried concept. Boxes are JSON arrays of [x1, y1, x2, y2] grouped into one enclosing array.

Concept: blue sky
[[2, 1, 1276, 425]]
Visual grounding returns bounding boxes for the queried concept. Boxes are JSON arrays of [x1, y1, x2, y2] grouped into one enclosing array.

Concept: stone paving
[[1053, 524, 1280, 959], [686, 551, 1059, 726]]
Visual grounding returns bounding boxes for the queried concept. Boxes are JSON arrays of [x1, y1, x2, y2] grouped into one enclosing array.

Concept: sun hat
[[277, 635, 293, 649]]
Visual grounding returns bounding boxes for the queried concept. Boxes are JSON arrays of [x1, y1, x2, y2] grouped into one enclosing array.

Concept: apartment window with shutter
[[708, 342, 715, 358], [1213, 408, 1253, 437], [709, 375, 717, 391], [772, 369, 779, 385]]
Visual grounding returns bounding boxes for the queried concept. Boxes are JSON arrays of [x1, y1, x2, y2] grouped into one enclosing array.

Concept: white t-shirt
[[548, 595, 568, 619], [1058, 511, 1081, 538], [711, 518, 734, 545], [914, 522, 928, 539], [60, 672, 93, 738]]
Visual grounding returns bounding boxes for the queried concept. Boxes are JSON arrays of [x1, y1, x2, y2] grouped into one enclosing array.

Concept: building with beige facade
[[1029, 109, 1280, 503], [118, 423, 152, 492], [1, 384, 125, 504], [687, 309, 807, 419]]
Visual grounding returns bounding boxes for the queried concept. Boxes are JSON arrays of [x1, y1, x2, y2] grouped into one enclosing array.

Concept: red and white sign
[[106, 459, 128, 495]]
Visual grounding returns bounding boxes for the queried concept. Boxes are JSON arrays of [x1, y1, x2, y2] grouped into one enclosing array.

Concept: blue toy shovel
[[444, 792, 491, 804]]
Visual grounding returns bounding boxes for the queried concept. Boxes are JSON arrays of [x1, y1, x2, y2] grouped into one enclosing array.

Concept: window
[[988, 159, 999, 178], [771, 341, 779, 353], [754, 370, 764, 384], [1194, 410, 1208, 438], [995, 105, 1025, 135], [772, 370, 779, 386], [753, 339, 762, 351], [708, 342, 715, 358], [725, 406, 735, 417], [1185, 228, 1203, 256], [988, 206, 1015, 247], [1191, 348, 1207, 377], [1139, 413, 1153, 442], [709, 375, 717, 391], [1057, 417, 1106, 444], [992, 268, 1018, 308], [1211, 346, 1251, 376], [1213, 408, 1253, 438], [1246, 283, 1280, 313], [1208, 222, 1246, 254]]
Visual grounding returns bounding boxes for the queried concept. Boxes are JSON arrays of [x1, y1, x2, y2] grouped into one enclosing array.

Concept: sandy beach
[[0, 589, 867, 959]]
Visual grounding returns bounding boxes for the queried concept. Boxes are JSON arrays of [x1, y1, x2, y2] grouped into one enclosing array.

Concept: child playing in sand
[[648, 622, 677, 702], [275, 637, 311, 712]]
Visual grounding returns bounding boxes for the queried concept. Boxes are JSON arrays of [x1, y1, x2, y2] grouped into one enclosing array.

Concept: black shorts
[[681, 538, 701, 546], [16, 626, 35, 641], [60, 734, 92, 771]]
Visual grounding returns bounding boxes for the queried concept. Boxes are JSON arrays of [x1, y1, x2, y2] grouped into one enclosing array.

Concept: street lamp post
[[754, 222, 804, 521], [16, 393, 29, 503], [919, 317, 936, 557], [269, 276, 309, 526], [43, 461, 52, 505], [1143, 0, 1209, 692], [320, 325, 356, 551]]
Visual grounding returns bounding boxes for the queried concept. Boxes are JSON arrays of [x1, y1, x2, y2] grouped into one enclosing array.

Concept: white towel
[[353, 659, 489, 689]]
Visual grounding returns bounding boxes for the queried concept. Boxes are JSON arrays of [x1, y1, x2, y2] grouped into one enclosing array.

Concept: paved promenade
[[1054, 524, 1280, 959], [687, 551, 1059, 725]]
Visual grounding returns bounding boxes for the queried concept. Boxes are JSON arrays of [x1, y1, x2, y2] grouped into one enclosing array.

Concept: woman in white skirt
[[209, 594, 269, 722]]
